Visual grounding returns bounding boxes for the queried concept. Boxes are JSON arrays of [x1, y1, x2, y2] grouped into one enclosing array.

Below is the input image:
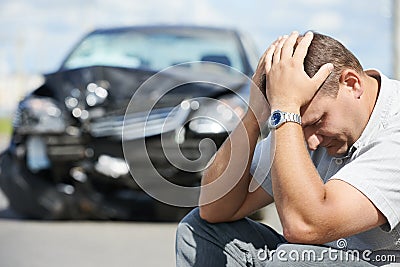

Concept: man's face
[[300, 86, 358, 156]]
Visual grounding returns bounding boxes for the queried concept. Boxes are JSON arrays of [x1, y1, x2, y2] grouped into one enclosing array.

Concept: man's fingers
[[272, 35, 287, 64], [264, 44, 275, 73], [253, 37, 282, 82], [312, 63, 334, 88], [257, 37, 282, 69], [281, 31, 299, 60], [293, 31, 313, 62]]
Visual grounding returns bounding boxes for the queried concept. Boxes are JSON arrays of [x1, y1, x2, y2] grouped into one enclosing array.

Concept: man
[[175, 31, 400, 266]]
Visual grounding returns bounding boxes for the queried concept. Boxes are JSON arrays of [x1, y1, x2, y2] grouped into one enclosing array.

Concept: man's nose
[[306, 134, 323, 150]]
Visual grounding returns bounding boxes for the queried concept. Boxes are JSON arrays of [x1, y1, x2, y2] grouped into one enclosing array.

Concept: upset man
[[175, 31, 400, 266]]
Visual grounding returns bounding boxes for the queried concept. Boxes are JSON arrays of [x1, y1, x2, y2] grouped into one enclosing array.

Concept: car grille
[[90, 106, 190, 140]]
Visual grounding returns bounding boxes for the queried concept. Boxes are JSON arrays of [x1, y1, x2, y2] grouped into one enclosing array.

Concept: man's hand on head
[[248, 37, 287, 123], [264, 31, 334, 113]]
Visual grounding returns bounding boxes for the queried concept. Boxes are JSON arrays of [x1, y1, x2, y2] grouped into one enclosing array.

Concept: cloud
[[307, 12, 344, 32], [299, 0, 344, 6], [0, 0, 393, 76], [84, 0, 228, 27]]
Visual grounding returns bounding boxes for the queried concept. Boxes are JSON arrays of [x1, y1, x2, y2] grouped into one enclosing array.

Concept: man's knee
[[176, 208, 202, 246], [176, 208, 206, 266], [180, 207, 202, 225], [176, 207, 228, 253]]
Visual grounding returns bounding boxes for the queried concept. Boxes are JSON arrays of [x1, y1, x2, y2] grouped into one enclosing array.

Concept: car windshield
[[62, 28, 247, 73]]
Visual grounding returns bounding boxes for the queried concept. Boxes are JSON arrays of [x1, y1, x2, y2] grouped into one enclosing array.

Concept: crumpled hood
[[39, 65, 248, 113]]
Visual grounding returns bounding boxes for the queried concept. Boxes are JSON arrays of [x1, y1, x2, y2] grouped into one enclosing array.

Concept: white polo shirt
[[250, 70, 400, 252]]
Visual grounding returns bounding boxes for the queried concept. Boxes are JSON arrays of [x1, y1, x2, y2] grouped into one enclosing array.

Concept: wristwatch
[[268, 110, 302, 129]]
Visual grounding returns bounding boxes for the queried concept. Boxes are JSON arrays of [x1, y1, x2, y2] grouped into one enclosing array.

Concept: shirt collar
[[350, 69, 392, 152]]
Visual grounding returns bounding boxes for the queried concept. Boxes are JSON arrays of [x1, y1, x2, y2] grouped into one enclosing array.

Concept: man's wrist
[[246, 101, 271, 123], [270, 104, 301, 114], [244, 109, 268, 130]]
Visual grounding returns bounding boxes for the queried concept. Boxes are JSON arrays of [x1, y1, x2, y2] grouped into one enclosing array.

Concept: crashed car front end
[[0, 25, 259, 221], [0, 65, 250, 220]]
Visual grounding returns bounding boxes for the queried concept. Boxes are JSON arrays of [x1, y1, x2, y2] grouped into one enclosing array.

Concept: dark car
[[0, 25, 262, 221]]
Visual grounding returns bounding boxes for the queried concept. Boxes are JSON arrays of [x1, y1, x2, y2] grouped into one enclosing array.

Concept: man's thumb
[[312, 63, 334, 87]]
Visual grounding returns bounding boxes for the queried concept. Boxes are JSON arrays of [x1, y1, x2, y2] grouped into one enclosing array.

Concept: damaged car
[[0, 25, 262, 221]]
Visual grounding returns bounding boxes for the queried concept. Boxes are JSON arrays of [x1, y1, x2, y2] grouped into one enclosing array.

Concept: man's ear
[[339, 69, 363, 99]]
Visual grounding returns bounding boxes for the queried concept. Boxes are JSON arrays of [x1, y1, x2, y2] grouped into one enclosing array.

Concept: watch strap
[[283, 112, 301, 125]]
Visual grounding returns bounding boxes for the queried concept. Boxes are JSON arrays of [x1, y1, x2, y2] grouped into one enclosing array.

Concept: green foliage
[[0, 117, 12, 135]]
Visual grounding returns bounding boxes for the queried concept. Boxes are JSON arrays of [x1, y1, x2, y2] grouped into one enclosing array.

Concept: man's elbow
[[199, 206, 218, 223], [282, 220, 326, 244], [199, 206, 232, 224]]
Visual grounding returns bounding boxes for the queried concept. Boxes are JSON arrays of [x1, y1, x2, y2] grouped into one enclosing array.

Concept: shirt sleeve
[[330, 133, 400, 231], [250, 134, 274, 197]]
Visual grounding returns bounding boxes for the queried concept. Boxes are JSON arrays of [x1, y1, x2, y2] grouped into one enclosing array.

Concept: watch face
[[271, 111, 282, 126]]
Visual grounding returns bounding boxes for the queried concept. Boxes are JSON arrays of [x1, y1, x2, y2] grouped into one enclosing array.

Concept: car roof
[[89, 24, 240, 35]]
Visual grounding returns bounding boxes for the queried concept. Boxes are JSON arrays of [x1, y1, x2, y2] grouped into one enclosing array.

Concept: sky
[[0, 0, 394, 77]]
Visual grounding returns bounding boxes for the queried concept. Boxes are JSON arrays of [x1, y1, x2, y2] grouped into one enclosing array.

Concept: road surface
[[0, 134, 282, 267]]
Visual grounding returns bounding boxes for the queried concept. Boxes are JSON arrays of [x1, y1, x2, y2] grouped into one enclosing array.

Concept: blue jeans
[[175, 208, 375, 266]]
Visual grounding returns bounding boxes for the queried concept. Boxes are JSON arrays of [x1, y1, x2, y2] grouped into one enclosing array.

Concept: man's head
[[298, 32, 379, 156], [302, 32, 364, 97]]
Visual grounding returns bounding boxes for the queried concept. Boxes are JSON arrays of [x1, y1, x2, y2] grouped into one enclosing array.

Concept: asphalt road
[[0, 212, 178, 267], [0, 134, 282, 267]]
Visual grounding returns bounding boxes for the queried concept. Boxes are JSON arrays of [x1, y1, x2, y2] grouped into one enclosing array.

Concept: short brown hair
[[301, 32, 364, 97]]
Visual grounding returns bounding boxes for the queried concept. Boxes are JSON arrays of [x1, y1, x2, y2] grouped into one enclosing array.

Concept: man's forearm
[[271, 122, 326, 241], [199, 110, 266, 221]]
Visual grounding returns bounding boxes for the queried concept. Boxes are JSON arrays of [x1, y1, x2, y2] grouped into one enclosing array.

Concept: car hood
[[40, 65, 249, 113]]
